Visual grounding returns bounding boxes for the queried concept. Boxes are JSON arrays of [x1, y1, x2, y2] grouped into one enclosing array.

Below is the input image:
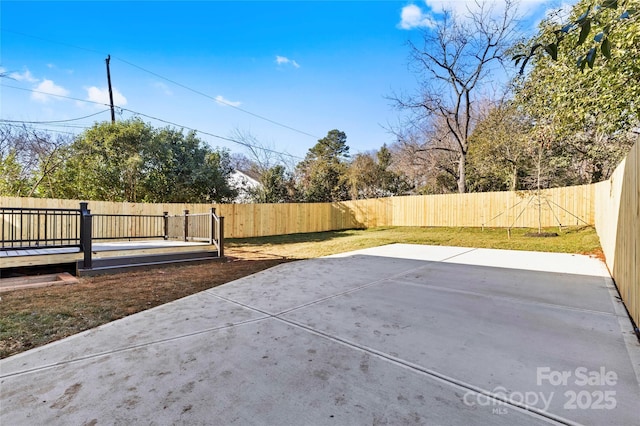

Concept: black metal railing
[[91, 213, 166, 241], [1, 203, 224, 268], [164, 209, 224, 256], [1, 207, 82, 250]]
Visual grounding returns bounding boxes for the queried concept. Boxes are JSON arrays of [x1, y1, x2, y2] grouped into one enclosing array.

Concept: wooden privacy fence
[[340, 185, 595, 230], [213, 184, 595, 235], [594, 140, 639, 329], [0, 184, 596, 239]]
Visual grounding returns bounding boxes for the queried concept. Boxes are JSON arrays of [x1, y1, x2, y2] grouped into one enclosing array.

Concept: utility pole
[[105, 55, 116, 123]]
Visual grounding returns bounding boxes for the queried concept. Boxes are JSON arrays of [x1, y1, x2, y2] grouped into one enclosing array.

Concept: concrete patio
[[1, 244, 639, 425]]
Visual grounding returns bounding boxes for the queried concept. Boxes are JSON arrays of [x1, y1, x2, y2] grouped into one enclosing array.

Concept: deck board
[[93, 240, 210, 252], [1, 247, 79, 257], [1, 240, 216, 270]]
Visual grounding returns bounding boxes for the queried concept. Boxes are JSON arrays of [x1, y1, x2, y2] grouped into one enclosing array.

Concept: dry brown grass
[[0, 249, 289, 359]]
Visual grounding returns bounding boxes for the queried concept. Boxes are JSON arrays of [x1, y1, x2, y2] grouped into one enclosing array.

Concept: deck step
[[78, 251, 219, 268], [77, 251, 222, 276]]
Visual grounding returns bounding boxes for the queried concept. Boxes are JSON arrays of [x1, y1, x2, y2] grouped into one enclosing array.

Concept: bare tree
[[389, 124, 460, 194], [391, 0, 519, 193], [228, 128, 299, 203], [0, 124, 72, 197], [229, 128, 295, 175]]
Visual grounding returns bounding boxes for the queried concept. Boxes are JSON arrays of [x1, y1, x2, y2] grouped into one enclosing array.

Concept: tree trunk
[[457, 153, 467, 194], [537, 147, 543, 234], [510, 166, 518, 192]]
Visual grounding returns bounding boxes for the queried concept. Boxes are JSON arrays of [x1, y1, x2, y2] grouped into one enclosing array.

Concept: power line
[[2, 84, 112, 107], [0, 109, 110, 124], [2, 28, 321, 139], [1, 84, 303, 160], [119, 107, 303, 160], [0, 122, 78, 135], [31, 123, 97, 130], [1, 29, 104, 55], [113, 56, 320, 139]]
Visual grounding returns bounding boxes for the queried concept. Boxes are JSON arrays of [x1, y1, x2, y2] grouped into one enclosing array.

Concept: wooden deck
[[1, 240, 215, 270], [1, 247, 80, 258]]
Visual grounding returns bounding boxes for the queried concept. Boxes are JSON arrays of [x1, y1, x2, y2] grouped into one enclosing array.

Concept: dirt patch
[[524, 232, 559, 237], [0, 248, 291, 359], [580, 247, 607, 264], [0, 273, 78, 293]]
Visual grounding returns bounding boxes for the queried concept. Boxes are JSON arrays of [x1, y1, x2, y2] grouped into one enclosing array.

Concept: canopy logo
[[462, 366, 618, 415]]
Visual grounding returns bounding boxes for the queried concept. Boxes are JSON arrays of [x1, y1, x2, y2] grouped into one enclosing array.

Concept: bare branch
[[390, 0, 519, 193]]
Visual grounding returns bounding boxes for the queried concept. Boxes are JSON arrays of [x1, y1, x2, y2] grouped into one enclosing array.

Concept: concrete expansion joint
[[281, 313, 582, 425], [275, 262, 442, 317], [437, 247, 478, 262], [0, 316, 268, 380], [207, 291, 577, 426], [205, 260, 434, 320], [3, 245, 635, 425], [398, 280, 619, 318]]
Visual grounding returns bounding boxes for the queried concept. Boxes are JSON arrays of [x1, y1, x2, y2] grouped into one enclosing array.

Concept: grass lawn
[[0, 225, 602, 359], [227, 225, 603, 259]]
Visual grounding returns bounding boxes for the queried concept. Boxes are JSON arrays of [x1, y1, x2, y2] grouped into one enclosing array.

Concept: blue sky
[[1, 1, 569, 163]]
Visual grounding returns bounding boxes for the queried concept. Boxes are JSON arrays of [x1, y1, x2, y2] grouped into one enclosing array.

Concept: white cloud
[[399, 1, 553, 30], [215, 95, 241, 107], [153, 81, 173, 96], [31, 79, 69, 102], [424, 0, 475, 15], [10, 69, 39, 83], [422, 0, 528, 16], [86, 86, 127, 107], [275, 55, 300, 68], [399, 4, 436, 29]]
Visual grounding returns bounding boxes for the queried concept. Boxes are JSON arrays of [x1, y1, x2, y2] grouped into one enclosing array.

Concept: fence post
[[37, 210, 42, 247], [218, 216, 224, 258], [79, 202, 92, 269], [183, 209, 189, 242], [163, 212, 169, 240], [210, 208, 216, 245]]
